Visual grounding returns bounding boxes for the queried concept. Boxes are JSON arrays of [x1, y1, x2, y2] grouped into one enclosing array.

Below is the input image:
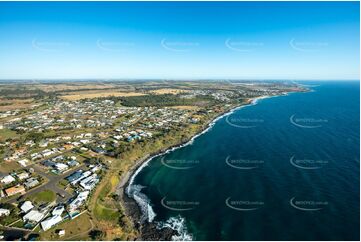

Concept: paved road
[[6, 164, 85, 204]]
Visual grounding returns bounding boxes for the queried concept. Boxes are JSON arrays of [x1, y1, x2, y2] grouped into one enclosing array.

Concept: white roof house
[[17, 172, 29, 180], [1, 175, 15, 184], [42, 150, 54, 157], [20, 201, 34, 213], [17, 159, 30, 167], [55, 163, 69, 172], [71, 171, 91, 185], [41, 215, 62, 231], [69, 191, 89, 211], [113, 135, 123, 140], [80, 139, 90, 144], [23, 210, 45, 223], [30, 153, 39, 158], [91, 165, 102, 173], [24, 178, 40, 189], [80, 174, 99, 191], [0, 208, 10, 216], [52, 206, 64, 216]]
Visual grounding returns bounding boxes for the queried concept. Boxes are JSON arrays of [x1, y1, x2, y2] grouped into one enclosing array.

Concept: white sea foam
[[156, 215, 193, 241], [127, 184, 156, 222]]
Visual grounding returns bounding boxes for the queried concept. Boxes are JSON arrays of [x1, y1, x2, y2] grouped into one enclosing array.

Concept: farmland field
[[60, 91, 146, 100]]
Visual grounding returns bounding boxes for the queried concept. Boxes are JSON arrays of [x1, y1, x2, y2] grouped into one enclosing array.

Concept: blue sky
[[0, 1, 359, 80]]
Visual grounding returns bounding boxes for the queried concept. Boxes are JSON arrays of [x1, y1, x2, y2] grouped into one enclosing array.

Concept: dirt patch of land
[[0, 161, 21, 174], [0, 99, 36, 112], [150, 88, 189, 95], [171, 105, 200, 110]]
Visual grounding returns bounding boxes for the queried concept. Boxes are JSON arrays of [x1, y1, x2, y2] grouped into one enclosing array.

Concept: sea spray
[[127, 184, 156, 222], [156, 215, 193, 241]]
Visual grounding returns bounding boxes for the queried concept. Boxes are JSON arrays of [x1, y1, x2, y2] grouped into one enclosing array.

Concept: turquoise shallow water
[[132, 81, 360, 240]]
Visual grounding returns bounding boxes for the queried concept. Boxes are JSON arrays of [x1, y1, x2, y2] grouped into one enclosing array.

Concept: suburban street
[[5, 163, 86, 204]]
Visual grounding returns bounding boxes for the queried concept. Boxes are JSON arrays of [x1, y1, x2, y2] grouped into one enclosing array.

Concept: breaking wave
[[157, 215, 193, 241], [126, 184, 156, 223]]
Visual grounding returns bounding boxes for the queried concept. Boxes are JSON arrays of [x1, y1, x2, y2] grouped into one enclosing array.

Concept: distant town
[[0, 80, 306, 240]]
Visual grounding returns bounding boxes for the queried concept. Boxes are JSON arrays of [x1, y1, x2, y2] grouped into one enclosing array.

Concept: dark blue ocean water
[[133, 81, 360, 240]]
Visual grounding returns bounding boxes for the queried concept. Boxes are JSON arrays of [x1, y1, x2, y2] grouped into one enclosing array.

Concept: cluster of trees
[[115, 94, 205, 107], [0, 88, 47, 99], [25, 131, 45, 143], [89, 230, 104, 240]]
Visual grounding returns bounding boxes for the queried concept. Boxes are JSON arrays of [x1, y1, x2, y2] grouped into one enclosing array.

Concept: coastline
[[118, 94, 278, 240]]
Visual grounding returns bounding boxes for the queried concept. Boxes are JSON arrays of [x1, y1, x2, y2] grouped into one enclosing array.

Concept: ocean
[[128, 81, 360, 240]]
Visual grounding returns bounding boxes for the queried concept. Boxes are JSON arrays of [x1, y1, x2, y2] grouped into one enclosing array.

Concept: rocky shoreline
[[117, 137, 205, 240]]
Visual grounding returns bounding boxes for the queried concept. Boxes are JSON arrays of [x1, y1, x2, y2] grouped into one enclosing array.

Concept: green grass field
[[28, 190, 56, 204], [93, 175, 120, 222], [0, 128, 18, 141]]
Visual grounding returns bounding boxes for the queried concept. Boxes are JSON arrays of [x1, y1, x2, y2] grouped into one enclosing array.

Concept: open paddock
[[0, 99, 35, 112], [171, 105, 200, 110], [60, 91, 146, 100], [149, 88, 189, 95]]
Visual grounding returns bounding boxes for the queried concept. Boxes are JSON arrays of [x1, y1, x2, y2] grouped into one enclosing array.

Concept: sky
[[0, 1, 359, 80]]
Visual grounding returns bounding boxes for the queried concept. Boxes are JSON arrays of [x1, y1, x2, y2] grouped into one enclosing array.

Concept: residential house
[[63, 143, 74, 150], [66, 170, 83, 183], [52, 206, 64, 216], [1, 175, 15, 184], [31, 153, 42, 160], [17, 172, 29, 181], [20, 201, 34, 213], [23, 210, 45, 223], [0, 208, 10, 216], [90, 164, 102, 173], [54, 163, 69, 173], [68, 191, 89, 211], [41, 215, 62, 231], [42, 160, 56, 167], [5, 185, 25, 196], [39, 141, 48, 148], [70, 171, 91, 185], [79, 174, 99, 191], [24, 178, 40, 189], [67, 160, 79, 167], [17, 159, 30, 167], [42, 149, 54, 157]]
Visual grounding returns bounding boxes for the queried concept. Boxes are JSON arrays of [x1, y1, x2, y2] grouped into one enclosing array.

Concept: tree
[[25, 132, 44, 143], [89, 230, 104, 240]]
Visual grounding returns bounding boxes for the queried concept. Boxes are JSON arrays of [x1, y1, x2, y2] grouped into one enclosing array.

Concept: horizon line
[[0, 78, 359, 82]]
